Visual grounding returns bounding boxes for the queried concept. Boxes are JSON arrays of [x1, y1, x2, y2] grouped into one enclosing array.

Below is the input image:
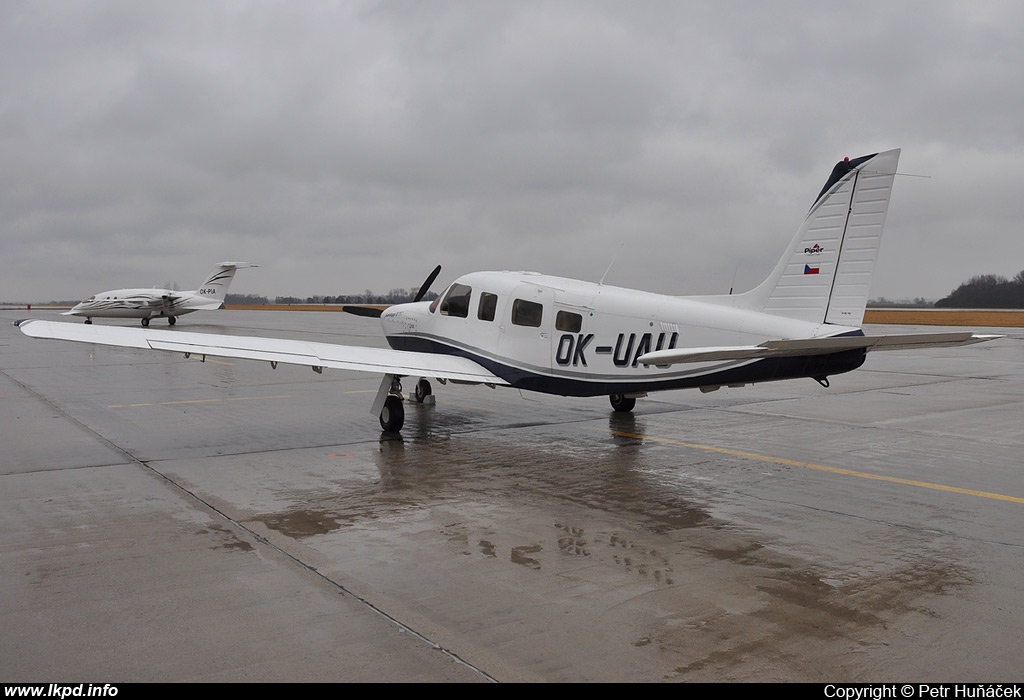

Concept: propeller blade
[[414, 265, 442, 303], [341, 305, 384, 318], [341, 265, 440, 318]]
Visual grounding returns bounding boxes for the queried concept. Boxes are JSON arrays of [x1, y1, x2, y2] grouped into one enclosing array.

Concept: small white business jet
[[62, 261, 258, 326], [19, 149, 998, 432]]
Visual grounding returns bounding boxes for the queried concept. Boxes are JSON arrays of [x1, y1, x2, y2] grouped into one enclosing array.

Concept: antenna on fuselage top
[[598, 243, 625, 286]]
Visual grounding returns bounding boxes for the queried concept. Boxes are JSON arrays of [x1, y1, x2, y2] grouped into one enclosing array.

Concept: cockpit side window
[[555, 310, 582, 333], [511, 299, 543, 327], [439, 283, 472, 318], [477, 292, 498, 322]]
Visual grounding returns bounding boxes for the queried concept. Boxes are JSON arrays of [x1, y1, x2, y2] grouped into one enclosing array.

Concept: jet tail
[[191, 261, 259, 307], [735, 149, 900, 327]]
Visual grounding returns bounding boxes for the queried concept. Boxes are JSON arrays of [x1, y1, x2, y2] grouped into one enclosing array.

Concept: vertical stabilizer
[[193, 261, 259, 304], [738, 149, 900, 326]]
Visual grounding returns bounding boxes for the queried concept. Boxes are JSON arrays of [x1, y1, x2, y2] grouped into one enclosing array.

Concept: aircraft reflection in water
[[18, 149, 998, 433]]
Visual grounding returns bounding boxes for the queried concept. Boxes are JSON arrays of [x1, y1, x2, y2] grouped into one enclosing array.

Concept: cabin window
[[555, 310, 582, 333], [478, 292, 498, 322], [511, 299, 543, 327], [439, 283, 472, 318]]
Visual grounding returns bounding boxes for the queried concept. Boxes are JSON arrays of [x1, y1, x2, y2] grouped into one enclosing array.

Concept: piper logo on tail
[[804, 243, 824, 255]]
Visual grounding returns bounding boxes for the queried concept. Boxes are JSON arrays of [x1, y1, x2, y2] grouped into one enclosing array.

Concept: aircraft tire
[[168, 316, 176, 326], [414, 379, 432, 403], [380, 395, 405, 432], [141, 317, 150, 327], [84, 318, 92, 325], [609, 394, 636, 412]]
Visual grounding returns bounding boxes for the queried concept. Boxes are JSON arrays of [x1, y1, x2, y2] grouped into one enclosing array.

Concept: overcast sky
[[3, 0, 1023, 303]]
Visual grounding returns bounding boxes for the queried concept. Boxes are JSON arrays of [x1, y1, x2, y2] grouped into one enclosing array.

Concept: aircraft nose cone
[[380, 303, 421, 336]]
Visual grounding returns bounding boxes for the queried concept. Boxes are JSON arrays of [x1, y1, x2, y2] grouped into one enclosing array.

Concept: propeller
[[341, 264, 442, 318], [414, 265, 442, 302], [342, 305, 386, 318]]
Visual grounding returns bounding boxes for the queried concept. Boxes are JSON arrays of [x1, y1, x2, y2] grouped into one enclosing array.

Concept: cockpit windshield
[[438, 283, 472, 318]]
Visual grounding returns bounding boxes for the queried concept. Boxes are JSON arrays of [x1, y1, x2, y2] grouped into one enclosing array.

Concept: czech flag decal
[[804, 264, 820, 275]]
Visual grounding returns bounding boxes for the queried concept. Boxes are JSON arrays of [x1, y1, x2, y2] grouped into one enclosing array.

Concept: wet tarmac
[[2, 308, 1022, 682]]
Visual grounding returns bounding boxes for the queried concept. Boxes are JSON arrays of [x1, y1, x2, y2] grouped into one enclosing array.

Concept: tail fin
[[193, 261, 259, 306], [738, 148, 900, 326]]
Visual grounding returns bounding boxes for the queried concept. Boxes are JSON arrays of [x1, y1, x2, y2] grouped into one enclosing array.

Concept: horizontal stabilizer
[[15, 319, 508, 386], [637, 332, 1001, 366], [215, 262, 259, 269]]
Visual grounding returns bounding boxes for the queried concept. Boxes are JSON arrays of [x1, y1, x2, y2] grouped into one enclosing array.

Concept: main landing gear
[[377, 377, 435, 433], [141, 316, 175, 327], [609, 394, 637, 412], [379, 394, 405, 433]]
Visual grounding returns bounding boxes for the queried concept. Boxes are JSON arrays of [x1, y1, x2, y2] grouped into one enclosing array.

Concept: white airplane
[[62, 261, 259, 326], [18, 149, 999, 433]]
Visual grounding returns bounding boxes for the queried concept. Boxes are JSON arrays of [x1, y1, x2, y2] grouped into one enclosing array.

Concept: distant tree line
[[934, 271, 1024, 308], [869, 297, 932, 308], [226, 289, 439, 306], [225, 293, 270, 304]]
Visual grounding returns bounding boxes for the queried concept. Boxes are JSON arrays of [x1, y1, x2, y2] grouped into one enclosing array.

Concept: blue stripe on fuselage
[[386, 334, 867, 397]]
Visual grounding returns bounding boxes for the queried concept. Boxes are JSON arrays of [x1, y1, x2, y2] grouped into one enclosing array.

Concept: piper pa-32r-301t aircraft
[[18, 149, 999, 432], [63, 261, 258, 326]]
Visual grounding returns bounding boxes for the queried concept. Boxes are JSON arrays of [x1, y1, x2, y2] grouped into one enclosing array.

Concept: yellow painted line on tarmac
[[109, 395, 292, 408], [607, 428, 1024, 505], [156, 398, 223, 406]]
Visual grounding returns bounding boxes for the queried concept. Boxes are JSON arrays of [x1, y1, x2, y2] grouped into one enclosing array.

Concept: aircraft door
[[498, 284, 555, 375]]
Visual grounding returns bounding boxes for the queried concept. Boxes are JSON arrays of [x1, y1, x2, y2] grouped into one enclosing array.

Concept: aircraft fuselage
[[65, 288, 209, 320], [63, 262, 256, 325], [381, 270, 865, 397]]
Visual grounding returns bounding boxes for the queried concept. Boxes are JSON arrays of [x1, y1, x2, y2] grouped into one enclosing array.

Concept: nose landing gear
[[413, 378, 433, 404]]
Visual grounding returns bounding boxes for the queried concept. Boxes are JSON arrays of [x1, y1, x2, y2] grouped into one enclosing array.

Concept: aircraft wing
[[15, 319, 508, 385], [637, 332, 1002, 366]]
